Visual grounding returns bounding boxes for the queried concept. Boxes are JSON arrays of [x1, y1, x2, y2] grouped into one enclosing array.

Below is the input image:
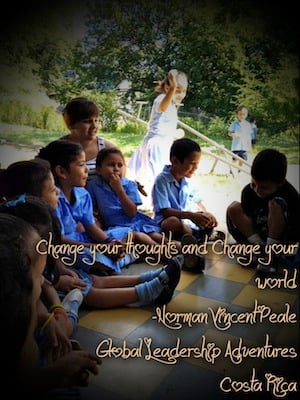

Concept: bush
[[77, 90, 119, 132], [0, 100, 66, 131]]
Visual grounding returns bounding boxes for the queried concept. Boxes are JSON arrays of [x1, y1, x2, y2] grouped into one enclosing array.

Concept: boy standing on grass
[[151, 138, 225, 270], [226, 148, 300, 274], [227, 105, 252, 171]]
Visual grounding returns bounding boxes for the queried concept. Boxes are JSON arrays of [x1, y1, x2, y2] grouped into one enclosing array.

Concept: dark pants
[[226, 209, 299, 269], [226, 211, 249, 244], [232, 150, 247, 161]]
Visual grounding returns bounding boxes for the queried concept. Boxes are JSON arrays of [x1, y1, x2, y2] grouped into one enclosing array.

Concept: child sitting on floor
[[226, 148, 299, 274], [87, 147, 181, 260], [152, 138, 224, 270], [34, 140, 182, 308], [36, 139, 139, 275], [0, 210, 100, 398]]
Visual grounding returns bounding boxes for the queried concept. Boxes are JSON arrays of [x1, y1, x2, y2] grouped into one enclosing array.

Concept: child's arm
[[37, 292, 72, 353], [195, 201, 218, 228], [159, 69, 177, 112], [19, 351, 100, 394], [85, 223, 125, 261], [161, 207, 217, 229], [196, 200, 207, 212], [228, 130, 240, 139], [85, 222, 111, 243], [109, 173, 137, 217]]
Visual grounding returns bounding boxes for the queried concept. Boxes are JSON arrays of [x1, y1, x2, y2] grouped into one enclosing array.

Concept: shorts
[[232, 150, 247, 161], [226, 197, 290, 244]]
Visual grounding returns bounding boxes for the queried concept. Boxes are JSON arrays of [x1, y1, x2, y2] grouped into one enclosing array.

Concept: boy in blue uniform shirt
[[152, 138, 224, 270]]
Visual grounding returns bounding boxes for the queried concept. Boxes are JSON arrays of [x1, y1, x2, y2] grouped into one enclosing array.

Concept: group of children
[[0, 85, 299, 397], [0, 156, 183, 397]]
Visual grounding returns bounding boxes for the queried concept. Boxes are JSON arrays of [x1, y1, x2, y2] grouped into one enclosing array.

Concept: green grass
[[0, 122, 144, 158], [0, 122, 299, 164], [0, 123, 65, 148]]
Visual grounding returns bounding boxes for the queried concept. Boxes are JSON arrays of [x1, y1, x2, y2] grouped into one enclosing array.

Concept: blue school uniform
[[152, 165, 202, 232], [55, 187, 131, 273], [87, 176, 161, 234], [228, 119, 252, 153]]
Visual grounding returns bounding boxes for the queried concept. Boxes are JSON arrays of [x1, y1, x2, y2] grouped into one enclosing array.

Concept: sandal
[[136, 181, 148, 197]]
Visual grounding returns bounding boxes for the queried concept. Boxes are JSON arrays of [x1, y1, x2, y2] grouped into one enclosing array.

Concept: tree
[[0, 0, 298, 138]]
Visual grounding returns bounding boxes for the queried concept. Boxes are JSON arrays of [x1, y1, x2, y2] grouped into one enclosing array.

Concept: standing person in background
[[128, 69, 188, 192], [250, 117, 258, 148], [227, 105, 252, 171], [61, 97, 116, 181]]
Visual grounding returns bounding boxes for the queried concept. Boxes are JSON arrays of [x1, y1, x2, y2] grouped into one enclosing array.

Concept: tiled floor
[[73, 244, 299, 400]]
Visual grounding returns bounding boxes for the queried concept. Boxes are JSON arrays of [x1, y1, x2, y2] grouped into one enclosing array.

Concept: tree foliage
[[0, 0, 298, 138]]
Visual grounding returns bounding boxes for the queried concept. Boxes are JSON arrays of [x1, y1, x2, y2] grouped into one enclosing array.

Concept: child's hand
[[202, 212, 218, 228], [50, 350, 101, 387], [168, 69, 178, 88], [107, 240, 126, 261], [55, 274, 87, 292], [39, 315, 72, 363], [191, 211, 218, 229], [109, 173, 123, 193]]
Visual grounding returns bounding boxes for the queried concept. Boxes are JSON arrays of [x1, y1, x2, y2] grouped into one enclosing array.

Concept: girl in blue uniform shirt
[[87, 147, 173, 248], [36, 140, 182, 280], [37, 140, 136, 275]]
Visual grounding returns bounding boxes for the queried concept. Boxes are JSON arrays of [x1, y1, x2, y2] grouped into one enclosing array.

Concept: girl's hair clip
[[5, 193, 26, 207]]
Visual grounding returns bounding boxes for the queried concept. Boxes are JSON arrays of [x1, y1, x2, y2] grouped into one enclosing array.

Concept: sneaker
[[235, 253, 259, 268], [207, 230, 226, 242], [70, 339, 82, 351], [183, 254, 205, 273], [232, 242, 264, 268], [181, 233, 199, 269], [154, 255, 182, 306], [256, 263, 277, 275], [256, 246, 280, 275], [181, 233, 206, 272], [62, 289, 84, 314]]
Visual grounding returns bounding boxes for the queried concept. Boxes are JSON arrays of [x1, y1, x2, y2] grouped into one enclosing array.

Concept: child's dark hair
[[251, 149, 287, 183], [63, 97, 99, 127], [170, 138, 201, 163], [96, 147, 123, 167], [37, 139, 84, 178], [0, 194, 61, 283], [0, 158, 51, 200], [0, 213, 38, 375]]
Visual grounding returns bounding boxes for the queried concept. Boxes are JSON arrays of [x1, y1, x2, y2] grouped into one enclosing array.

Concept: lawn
[[0, 121, 299, 164], [1, 121, 298, 228]]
